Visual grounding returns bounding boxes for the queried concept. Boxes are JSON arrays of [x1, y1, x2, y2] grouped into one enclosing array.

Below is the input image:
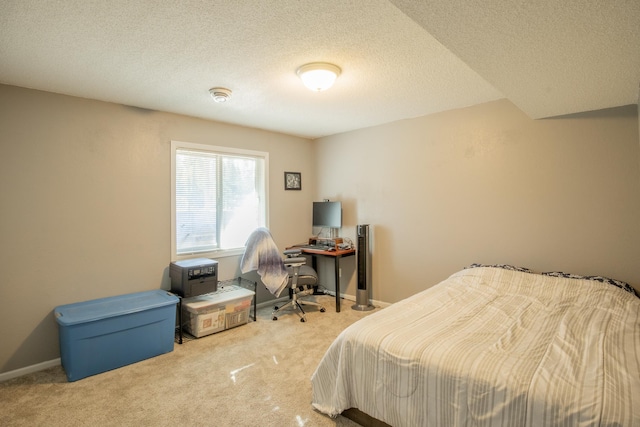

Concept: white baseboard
[[0, 358, 61, 382], [325, 291, 391, 309]]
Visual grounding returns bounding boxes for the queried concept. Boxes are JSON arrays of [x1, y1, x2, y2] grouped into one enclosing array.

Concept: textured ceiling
[[1, 1, 638, 139], [390, 0, 640, 120]]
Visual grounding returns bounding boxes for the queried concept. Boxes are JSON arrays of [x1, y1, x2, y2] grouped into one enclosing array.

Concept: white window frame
[[171, 140, 269, 261]]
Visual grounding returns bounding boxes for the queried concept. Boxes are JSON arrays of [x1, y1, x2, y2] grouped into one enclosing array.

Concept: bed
[[311, 265, 640, 426]]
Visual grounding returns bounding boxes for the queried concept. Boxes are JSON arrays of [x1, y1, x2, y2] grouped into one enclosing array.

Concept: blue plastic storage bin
[[54, 290, 179, 382]]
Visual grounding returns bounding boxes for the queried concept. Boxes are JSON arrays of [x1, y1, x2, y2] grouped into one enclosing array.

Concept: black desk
[[297, 247, 356, 313]]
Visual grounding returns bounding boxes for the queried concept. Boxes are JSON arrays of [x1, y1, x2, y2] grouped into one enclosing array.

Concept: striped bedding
[[311, 266, 640, 426]]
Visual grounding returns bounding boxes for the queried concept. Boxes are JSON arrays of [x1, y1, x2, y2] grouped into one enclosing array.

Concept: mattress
[[311, 266, 640, 426]]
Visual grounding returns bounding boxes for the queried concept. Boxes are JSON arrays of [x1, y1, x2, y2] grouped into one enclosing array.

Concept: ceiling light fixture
[[209, 87, 232, 103], [296, 62, 341, 92]]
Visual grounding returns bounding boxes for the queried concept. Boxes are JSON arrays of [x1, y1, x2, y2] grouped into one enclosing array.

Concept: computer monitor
[[312, 201, 342, 229]]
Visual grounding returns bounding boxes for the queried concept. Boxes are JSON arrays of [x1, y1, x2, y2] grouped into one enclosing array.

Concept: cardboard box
[[54, 290, 179, 382]]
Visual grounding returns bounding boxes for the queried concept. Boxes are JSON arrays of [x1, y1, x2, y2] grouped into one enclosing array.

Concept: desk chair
[[240, 227, 325, 322], [273, 249, 325, 322]]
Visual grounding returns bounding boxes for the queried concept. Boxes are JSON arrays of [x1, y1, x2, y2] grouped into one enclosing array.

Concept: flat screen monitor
[[312, 201, 342, 228]]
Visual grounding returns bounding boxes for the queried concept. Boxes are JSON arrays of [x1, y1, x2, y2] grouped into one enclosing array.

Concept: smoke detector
[[209, 87, 232, 103]]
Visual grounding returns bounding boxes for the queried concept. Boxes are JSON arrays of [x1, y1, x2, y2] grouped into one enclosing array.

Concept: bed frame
[[342, 408, 391, 427]]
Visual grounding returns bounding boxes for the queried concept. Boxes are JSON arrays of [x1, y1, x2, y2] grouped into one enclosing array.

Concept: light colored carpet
[[0, 295, 376, 426]]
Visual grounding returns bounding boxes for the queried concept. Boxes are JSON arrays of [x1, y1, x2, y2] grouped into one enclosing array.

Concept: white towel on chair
[[241, 227, 288, 297]]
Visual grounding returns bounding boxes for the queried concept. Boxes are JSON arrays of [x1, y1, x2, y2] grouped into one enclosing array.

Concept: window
[[171, 141, 268, 259]]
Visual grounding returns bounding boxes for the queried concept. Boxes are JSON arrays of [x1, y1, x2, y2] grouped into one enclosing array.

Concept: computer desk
[[296, 247, 356, 313]]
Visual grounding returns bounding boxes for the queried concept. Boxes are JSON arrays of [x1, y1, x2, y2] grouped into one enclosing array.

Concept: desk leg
[[311, 254, 321, 295], [177, 297, 183, 344], [335, 255, 341, 312]]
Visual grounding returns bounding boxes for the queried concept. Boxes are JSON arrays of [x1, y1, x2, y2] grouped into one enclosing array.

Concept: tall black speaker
[[352, 224, 374, 311]]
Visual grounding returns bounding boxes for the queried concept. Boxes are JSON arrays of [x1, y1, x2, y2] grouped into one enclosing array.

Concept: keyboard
[[299, 244, 332, 250]]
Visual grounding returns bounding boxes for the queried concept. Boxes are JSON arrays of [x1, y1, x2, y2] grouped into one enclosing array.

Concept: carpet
[[0, 295, 376, 426]]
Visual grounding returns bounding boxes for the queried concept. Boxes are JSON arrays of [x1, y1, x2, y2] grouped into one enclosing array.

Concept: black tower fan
[[352, 224, 374, 311]]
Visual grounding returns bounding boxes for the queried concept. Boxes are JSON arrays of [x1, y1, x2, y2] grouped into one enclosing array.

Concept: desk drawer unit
[[54, 290, 179, 382]]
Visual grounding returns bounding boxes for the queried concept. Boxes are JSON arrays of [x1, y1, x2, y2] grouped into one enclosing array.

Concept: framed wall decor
[[284, 172, 302, 190]]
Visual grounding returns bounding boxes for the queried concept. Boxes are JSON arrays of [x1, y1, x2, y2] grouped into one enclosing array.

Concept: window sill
[[173, 247, 245, 262]]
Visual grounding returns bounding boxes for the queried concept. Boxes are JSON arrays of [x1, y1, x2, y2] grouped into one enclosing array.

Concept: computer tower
[[352, 224, 374, 311], [170, 258, 218, 298]]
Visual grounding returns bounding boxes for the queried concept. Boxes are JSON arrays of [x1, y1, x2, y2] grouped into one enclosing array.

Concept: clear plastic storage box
[[182, 285, 254, 338]]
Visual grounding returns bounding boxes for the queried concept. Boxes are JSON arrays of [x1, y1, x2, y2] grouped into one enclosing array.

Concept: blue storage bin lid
[[54, 290, 179, 326]]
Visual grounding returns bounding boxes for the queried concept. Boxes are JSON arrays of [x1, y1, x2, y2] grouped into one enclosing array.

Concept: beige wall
[[2, 84, 639, 376], [314, 100, 640, 304], [0, 85, 315, 373]]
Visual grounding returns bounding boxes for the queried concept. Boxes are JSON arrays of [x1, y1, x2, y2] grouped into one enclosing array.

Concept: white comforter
[[311, 266, 640, 426]]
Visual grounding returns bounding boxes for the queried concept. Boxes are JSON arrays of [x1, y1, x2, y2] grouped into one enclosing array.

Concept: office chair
[[273, 248, 325, 322], [240, 227, 325, 322]]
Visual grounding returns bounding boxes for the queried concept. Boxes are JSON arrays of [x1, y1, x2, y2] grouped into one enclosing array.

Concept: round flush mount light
[[209, 87, 232, 103], [296, 62, 341, 91]]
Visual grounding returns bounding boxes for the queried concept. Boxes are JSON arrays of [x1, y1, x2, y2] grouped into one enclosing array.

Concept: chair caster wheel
[[320, 308, 326, 312], [274, 306, 279, 310], [272, 316, 278, 321], [300, 318, 306, 322]]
